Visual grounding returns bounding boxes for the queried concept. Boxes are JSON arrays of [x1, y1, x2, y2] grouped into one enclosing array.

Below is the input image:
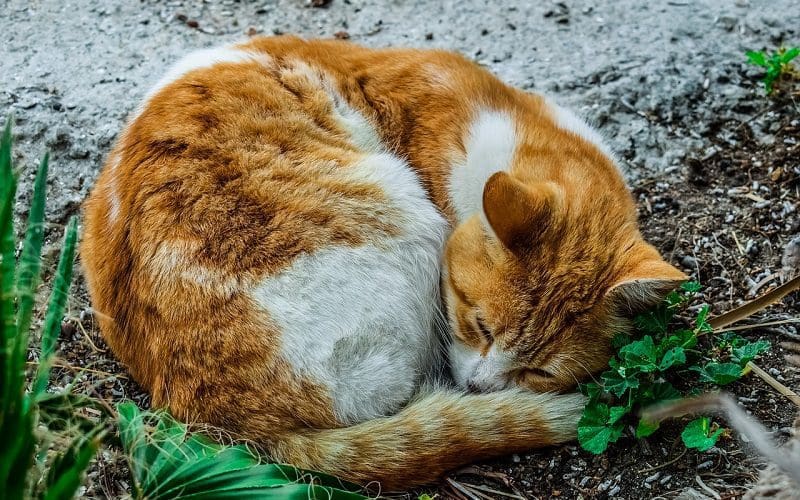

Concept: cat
[[81, 35, 687, 490]]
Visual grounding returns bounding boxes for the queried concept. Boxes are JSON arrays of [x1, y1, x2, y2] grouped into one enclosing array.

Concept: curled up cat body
[[81, 36, 686, 490]]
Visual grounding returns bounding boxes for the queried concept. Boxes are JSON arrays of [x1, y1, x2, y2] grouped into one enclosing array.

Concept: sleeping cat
[[81, 36, 686, 489]]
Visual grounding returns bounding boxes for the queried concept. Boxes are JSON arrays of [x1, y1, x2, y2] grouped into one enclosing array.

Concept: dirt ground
[[2, 0, 799, 498]]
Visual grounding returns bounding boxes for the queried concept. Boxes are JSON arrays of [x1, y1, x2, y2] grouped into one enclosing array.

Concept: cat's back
[[82, 38, 447, 426]]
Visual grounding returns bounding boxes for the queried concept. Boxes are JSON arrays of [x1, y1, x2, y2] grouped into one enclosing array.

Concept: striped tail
[[267, 389, 585, 491]]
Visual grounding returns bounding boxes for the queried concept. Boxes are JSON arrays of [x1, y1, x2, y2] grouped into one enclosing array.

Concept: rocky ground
[[3, 0, 800, 498]]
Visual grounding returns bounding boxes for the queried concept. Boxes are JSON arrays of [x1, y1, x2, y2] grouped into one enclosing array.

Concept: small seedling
[[578, 282, 770, 454], [746, 46, 800, 94]]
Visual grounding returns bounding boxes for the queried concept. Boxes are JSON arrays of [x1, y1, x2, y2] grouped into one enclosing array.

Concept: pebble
[[697, 460, 714, 470], [608, 485, 621, 496], [645, 472, 661, 483], [681, 255, 698, 268]]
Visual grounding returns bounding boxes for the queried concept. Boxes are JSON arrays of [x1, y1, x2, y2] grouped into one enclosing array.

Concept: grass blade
[[15, 151, 49, 338], [33, 217, 78, 398], [1, 117, 18, 417]]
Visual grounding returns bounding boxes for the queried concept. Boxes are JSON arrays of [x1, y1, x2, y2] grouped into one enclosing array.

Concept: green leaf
[[635, 417, 660, 438], [619, 336, 659, 372], [680, 281, 702, 294], [694, 305, 713, 333], [634, 308, 672, 335], [662, 329, 698, 350], [601, 360, 640, 397], [682, 417, 724, 451], [647, 381, 682, 403], [0, 118, 38, 500], [611, 333, 632, 350], [746, 50, 768, 67], [33, 217, 78, 397], [717, 332, 748, 349], [608, 406, 629, 425], [579, 381, 603, 402], [664, 290, 683, 308], [1, 117, 19, 411], [658, 347, 686, 371], [732, 340, 770, 366], [117, 402, 366, 500], [781, 47, 799, 63], [578, 403, 625, 454], [692, 362, 743, 385], [15, 152, 49, 338]]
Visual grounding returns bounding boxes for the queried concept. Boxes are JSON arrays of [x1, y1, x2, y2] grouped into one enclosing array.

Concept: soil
[[2, 0, 799, 498], [435, 88, 800, 500]]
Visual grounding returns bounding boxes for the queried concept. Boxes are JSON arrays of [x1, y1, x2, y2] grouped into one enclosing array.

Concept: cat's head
[[443, 171, 686, 393]]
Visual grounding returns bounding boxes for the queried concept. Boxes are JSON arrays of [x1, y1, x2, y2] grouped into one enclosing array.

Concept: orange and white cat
[[81, 36, 686, 489]]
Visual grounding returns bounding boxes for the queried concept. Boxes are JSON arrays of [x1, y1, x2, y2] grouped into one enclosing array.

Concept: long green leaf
[[1, 116, 18, 416], [2, 405, 36, 500], [14, 151, 49, 338], [117, 403, 367, 500], [0, 117, 36, 500], [33, 217, 78, 397]]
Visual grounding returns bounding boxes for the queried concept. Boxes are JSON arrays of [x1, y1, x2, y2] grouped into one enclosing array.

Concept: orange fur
[[81, 36, 685, 490]]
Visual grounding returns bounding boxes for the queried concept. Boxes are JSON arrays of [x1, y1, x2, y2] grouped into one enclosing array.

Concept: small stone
[[782, 236, 800, 274], [333, 31, 350, 39], [60, 321, 76, 338], [697, 460, 714, 470], [645, 472, 661, 483]]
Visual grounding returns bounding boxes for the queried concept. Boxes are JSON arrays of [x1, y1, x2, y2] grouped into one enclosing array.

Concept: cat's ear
[[481, 171, 561, 255], [607, 249, 688, 313]]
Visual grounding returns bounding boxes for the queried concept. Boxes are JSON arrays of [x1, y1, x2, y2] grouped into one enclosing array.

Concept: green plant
[[746, 46, 800, 94], [0, 117, 100, 500], [578, 282, 770, 454], [117, 403, 366, 499]]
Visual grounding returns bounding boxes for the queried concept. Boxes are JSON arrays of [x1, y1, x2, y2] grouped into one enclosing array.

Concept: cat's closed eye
[[523, 367, 555, 379]]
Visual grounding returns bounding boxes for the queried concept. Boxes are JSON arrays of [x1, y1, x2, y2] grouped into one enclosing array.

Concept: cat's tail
[[265, 389, 585, 491]]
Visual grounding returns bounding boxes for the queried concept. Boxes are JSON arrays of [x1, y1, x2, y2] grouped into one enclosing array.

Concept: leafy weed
[[746, 46, 800, 94], [578, 282, 771, 454]]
